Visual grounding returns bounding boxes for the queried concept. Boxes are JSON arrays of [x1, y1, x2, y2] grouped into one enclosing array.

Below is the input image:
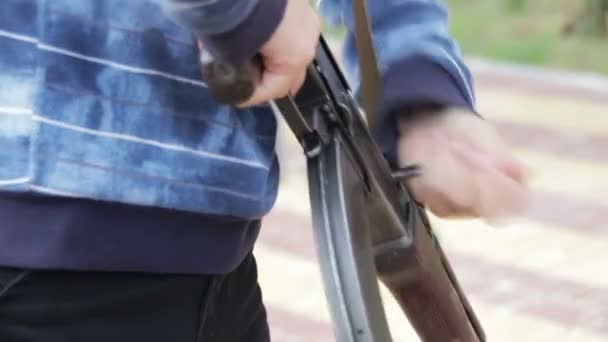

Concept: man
[[0, 0, 528, 341]]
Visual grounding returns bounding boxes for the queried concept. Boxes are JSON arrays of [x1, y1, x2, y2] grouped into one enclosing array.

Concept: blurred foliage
[[505, 0, 528, 13], [565, 0, 608, 36], [320, 0, 608, 75], [445, 0, 608, 75]]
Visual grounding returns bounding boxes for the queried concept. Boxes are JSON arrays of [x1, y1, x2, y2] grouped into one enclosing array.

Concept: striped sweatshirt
[[0, 0, 474, 274]]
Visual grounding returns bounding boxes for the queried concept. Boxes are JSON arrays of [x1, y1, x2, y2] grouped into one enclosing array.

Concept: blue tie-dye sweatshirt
[[0, 0, 474, 274]]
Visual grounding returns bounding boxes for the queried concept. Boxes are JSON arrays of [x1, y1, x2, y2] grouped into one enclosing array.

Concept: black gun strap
[[351, 0, 381, 133]]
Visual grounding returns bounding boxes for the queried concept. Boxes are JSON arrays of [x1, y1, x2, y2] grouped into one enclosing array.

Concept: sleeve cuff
[[374, 56, 474, 167], [200, 0, 287, 64]]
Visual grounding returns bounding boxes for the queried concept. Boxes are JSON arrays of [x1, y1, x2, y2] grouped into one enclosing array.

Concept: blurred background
[[257, 1, 608, 341]]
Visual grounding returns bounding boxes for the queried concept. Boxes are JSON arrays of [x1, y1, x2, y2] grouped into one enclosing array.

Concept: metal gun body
[[275, 37, 486, 342]]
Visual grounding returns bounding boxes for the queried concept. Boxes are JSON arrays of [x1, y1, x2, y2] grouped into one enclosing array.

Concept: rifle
[[200, 6, 486, 342]]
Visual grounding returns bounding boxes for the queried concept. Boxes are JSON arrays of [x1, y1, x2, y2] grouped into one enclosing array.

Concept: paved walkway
[[255, 49, 608, 342]]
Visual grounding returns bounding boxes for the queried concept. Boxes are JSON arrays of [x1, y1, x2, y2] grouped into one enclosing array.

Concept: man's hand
[[397, 108, 530, 224], [237, 0, 321, 108]]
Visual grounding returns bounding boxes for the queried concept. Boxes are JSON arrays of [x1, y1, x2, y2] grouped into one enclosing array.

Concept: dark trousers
[[0, 253, 269, 342]]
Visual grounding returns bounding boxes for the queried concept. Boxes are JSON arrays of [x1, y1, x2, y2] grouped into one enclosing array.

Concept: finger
[[449, 141, 530, 222], [408, 165, 477, 219], [237, 71, 294, 107], [454, 118, 530, 185], [424, 185, 477, 219], [477, 163, 529, 220], [441, 139, 483, 207], [497, 156, 530, 184], [403, 128, 479, 216], [420, 181, 480, 219], [428, 194, 460, 218], [290, 69, 308, 96], [408, 178, 455, 217], [446, 141, 511, 219]]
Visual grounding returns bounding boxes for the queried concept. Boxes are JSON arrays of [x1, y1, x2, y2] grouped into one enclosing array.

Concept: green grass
[[322, 0, 608, 75], [445, 0, 608, 75]]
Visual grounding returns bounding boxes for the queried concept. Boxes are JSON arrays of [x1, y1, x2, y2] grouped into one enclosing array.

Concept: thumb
[[237, 71, 293, 108], [497, 156, 530, 184]]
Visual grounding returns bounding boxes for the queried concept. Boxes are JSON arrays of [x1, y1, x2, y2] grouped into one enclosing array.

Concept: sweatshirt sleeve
[[160, 0, 287, 64], [317, 0, 476, 164]]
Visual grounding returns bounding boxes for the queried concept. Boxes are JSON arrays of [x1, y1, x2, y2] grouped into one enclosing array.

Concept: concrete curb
[[467, 57, 608, 101]]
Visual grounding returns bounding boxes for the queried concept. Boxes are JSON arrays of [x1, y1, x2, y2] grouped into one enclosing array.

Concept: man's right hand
[[237, 0, 321, 108], [397, 108, 531, 225]]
